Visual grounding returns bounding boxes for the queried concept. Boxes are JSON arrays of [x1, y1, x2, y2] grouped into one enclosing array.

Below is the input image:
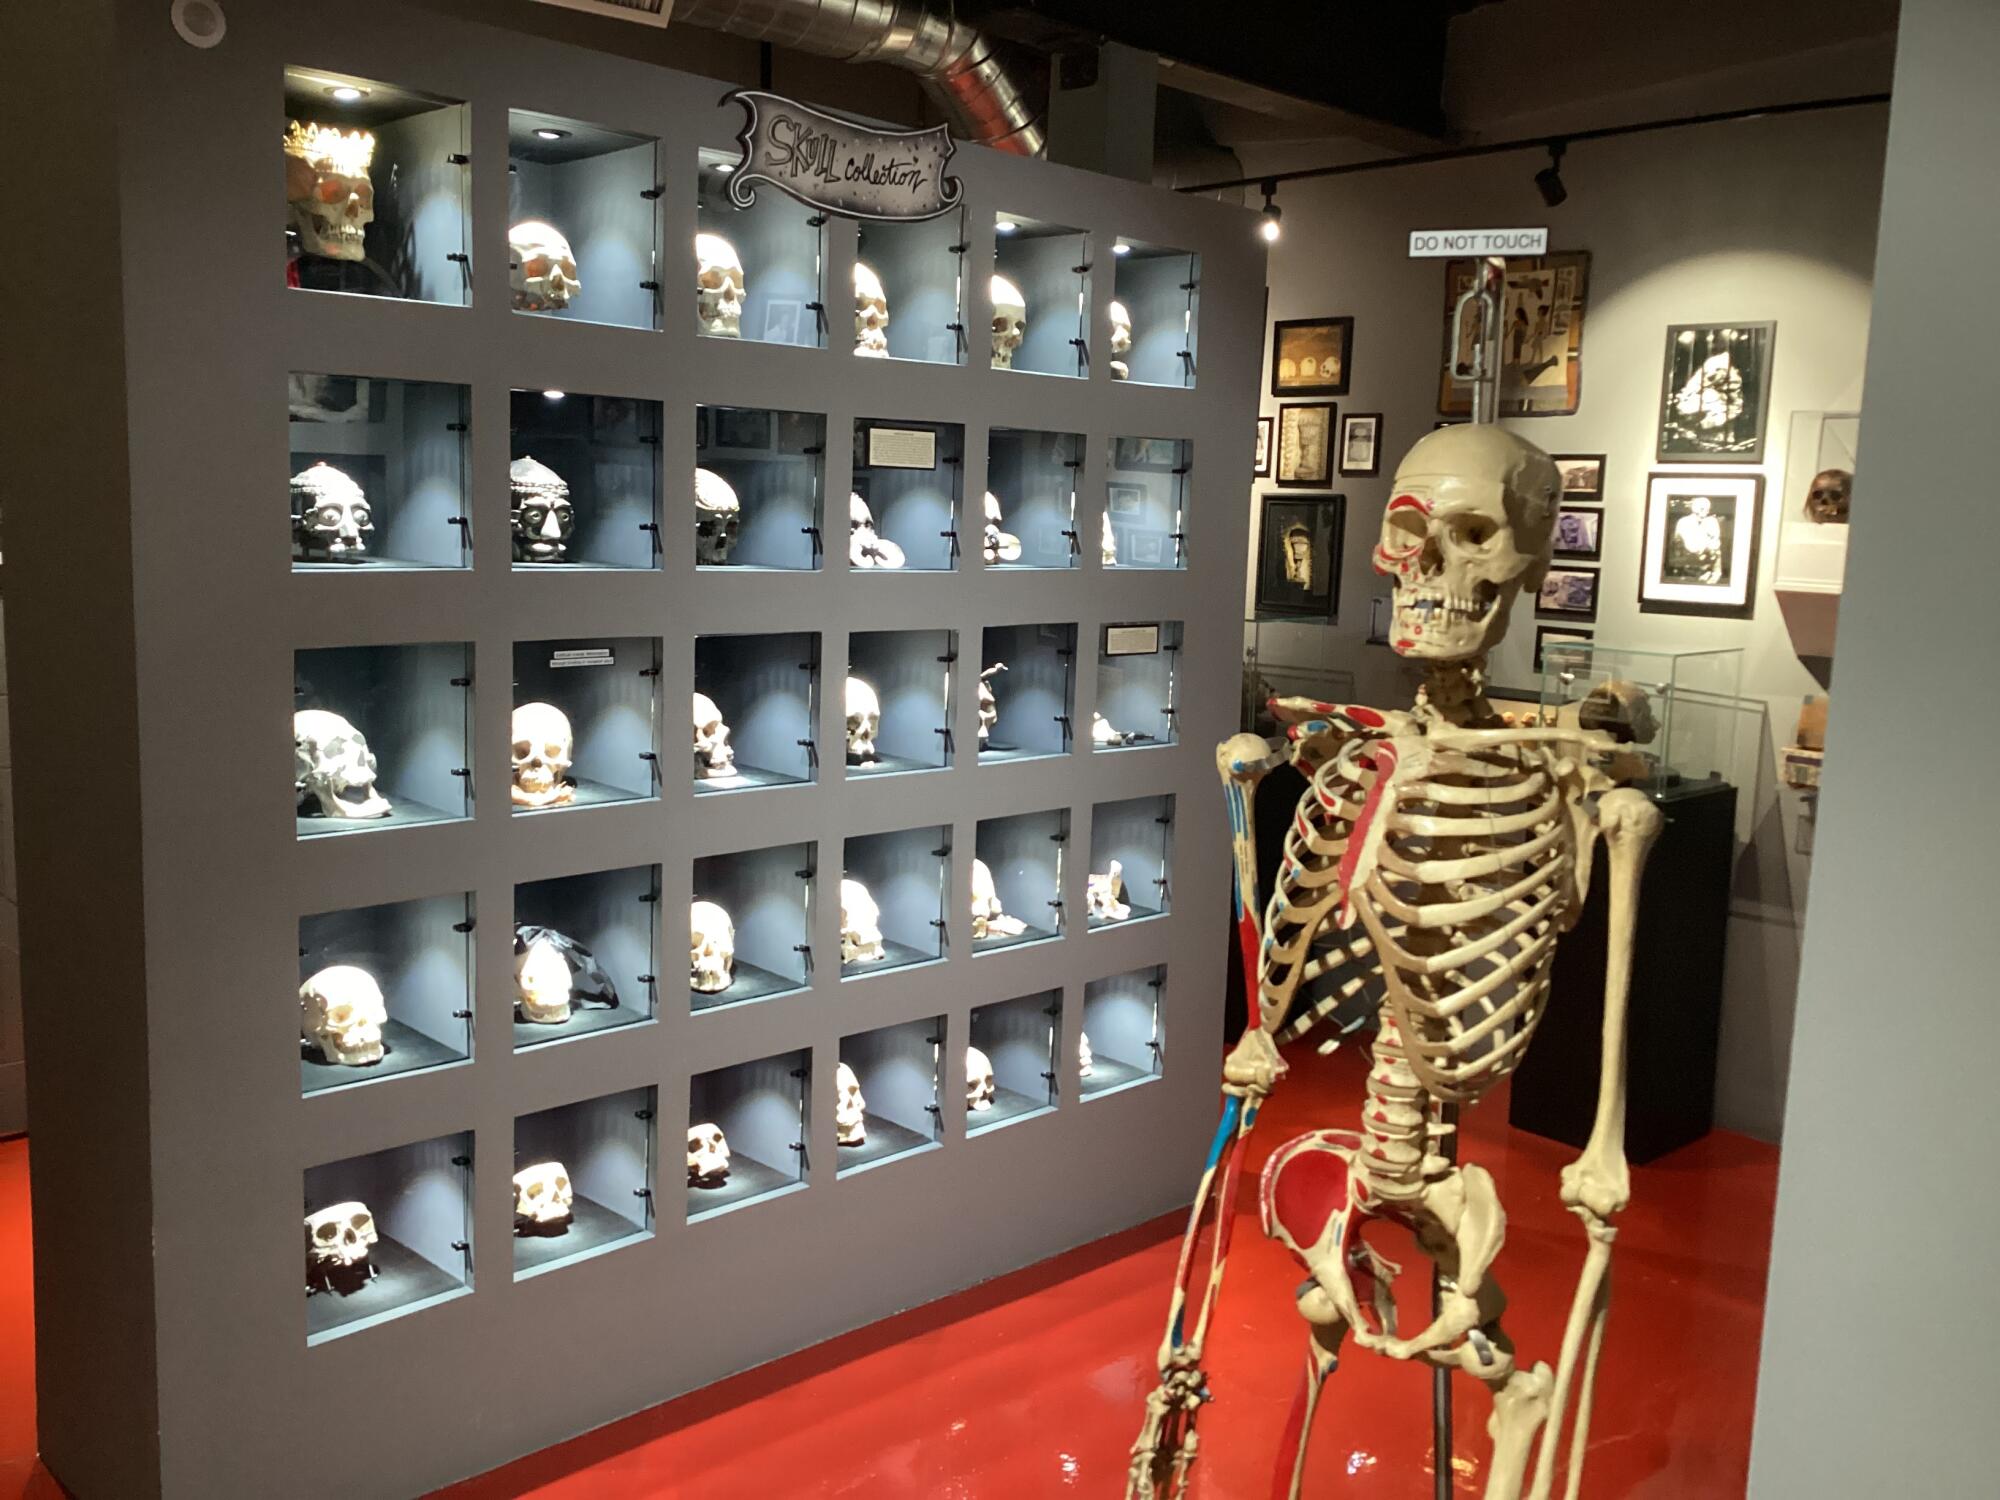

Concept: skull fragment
[[966, 1046, 996, 1111], [835, 1062, 867, 1146], [291, 461, 374, 561], [690, 899, 736, 994], [970, 858, 1029, 941], [687, 1123, 731, 1184], [977, 662, 1006, 745], [294, 709, 392, 820], [512, 1162, 574, 1231], [283, 121, 375, 262], [692, 692, 736, 779], [695, 232, 745, 338], [849, 493, 906, 569], [1087, 860, 1132, 922], [510, 456, 575, 563], [304, 1201, 379, 1282], [300, 964, 388, 1066], [1806, 467, 1852, 525], [513, 933, 574, 1024], [510, 702, 576, 809], [990, 275, 1027, 369], [844, 675, 882, 764], [981, 491, 1023, 565], [509, 219, 581, 312], [854, 260, 890, 357], [1108, 299, 1133, 381], [694, 467, 742, 565], [839, 877, 886, 965]]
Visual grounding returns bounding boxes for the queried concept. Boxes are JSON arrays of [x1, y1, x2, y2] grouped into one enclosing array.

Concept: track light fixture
[[1259, 181, 1282, 243], [1534, 141, 1568, 208]]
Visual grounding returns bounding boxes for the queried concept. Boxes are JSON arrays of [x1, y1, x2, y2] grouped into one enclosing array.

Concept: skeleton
[[848, 493, 906, 569], [835, 1062, 868, 1146], [1103, 510, 1119, 567], [1109, 299, 1133, 381], [839, 877, 887, 965], [990, 274, 1026, 369], [290, 461, 373, 561], [510, 702, 576, 809], [845, 675, 882, 764], [978, 663, 1007, 745], [981, 491, 1023, 565], [1806, 466, 1852, 525], [854, 260, 890, 357], [687, 1123, 731, 1185], [970, 858, 1029, 941], [1079, 1031, 1094, 1078], [513, 933, 574, 1024], [694, 467, 742, 564], [695, 232, 745, 337], [1087, 861, 1132, 922], [966, 1046, 996, 1111], [512, 1163, 574, 1231], [299, 965, 387, 1066], [283, 121, 375, 262], [509, 220, 580, 312], [690, 899, 735, 994], [294, 709, 392, 820], [510, 456, 575, 563], [692, 692, 736, 780], [304, 1202, 379, 1287], [1126, 422, 1664, 1500]]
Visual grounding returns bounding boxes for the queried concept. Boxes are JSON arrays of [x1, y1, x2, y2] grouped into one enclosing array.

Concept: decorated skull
[[849, 492, 906, 569], [1806, 467, 1852, 525], [1087, 860, 1132, 922], [844, 675, 882, 764], [510, 702, 575, 809], [835, 1062, 867, 1146], [854, 260, 890, 357], [966, 1046, 996, 1112], [687, 1123, 731, 1184], [513, 933, 574, 1024], [970, 858, 1027, 941], [512, 1162, 574, 1230], [283, 121, 375, 262], [1370, 424, 1560, 661], [304, 1201, 378, 1276], [1108, 299, 1133, 381], [981, 491, 1022, 565], [1079, 1031, 1094, 1078], [695, 232, 745, 337], [299, 964, 387, 1066], [694, 467, 742, 565], [294, 709, 392, 820], [290, 461, 373, 561], [692, 692, 736, 779], [977, 662, 1006, 745], [990, 274, 1027, 369], [509, 219, 580, 311], [689, 899, 736, 994], [510, 456, 575, 563], [839, 877, 886, 964]]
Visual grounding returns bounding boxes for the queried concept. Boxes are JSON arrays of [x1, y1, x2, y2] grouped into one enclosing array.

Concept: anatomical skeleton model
[[1127, 422, 1664, 1500]]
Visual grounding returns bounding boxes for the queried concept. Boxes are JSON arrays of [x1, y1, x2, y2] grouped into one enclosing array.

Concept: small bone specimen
[[1806, 466, 1852, 524], [304, 1201, 378, 1285], [849, 493, 906, 569], [692, 692, 736, 779], [512, 1163, 574, 1231], [689, 899, 735, 994], [1103, 510, 1118, 567], [294, 709, 392, 819], [1282, 523, 1314, 588], [981, 491, 1023, 564], [687, 1123, 731, 1184], [854, 261, 889, 357], [1108, 299, 1133, 381], [835, 1062, 867, 1146], [966, 1046, 996, 1111], [510, 457, 575, 563], [970, 858, 1029, 941], [513, 934, 574, 1024], [299, 965, 387, 1065], [695, 232, 745, 337], [510, 702, 576, 809], [1092, 711, 1132, 748], [840, 877, 886, 964], [845, 676, 882, 764], [990, 274, 1026, 369], [509, 220, 580, 311], [977, 663, 1007, 745], [290, 462, 373, 561], [1087, 860, 1131, 922], [283, 121, 375, 261], [1079, 1031, 1094, 1078], [694, 467, 742, 564]]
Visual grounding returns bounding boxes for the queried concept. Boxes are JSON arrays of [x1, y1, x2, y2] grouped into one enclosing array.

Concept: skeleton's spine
[[1359, 1007, 1430, 1204]]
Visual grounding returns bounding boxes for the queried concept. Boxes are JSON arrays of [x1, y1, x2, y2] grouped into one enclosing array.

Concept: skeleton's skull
[[1108, 299, 1133, 381], [510, 702, 576, 809], [510, 456, 575, 563], [835, 1062, 867, 1146], [1079, 1031, 1094, 1078], [854, 260, 890, 357], [694, 467, 743, 565], [1370, 425, 1559, 661], [970, 858, 1028, 941], [300, 964, 387, 1066], [294, 709, 392, 820], [290, 461, 373, 561], [990, 274, 1027, 369], [514, 934, 574, 1024], [304, 1201, 378, 1273], [977, 662, 1006, 745], [1102, 511, 1118, 567], [283, 121, 375, 262], [687, 1123, 731, 1184], [966, 1046, 996, 1111], [692, 692, 736, 779], [690, 899, 736, 994], [1087, 860, 1132, 922], [849, 492, 906, 569], [845, 675, 882, 764], [1806, 467, 1852, 525], [512, 1162, 574, 1230], [840, 877, 886, 964], [695, 232, 745, 337], [510, 220, 580, 312], [981, 491, 1022, 565]]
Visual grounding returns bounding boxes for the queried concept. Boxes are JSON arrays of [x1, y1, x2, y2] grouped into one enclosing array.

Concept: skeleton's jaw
[[319, 778, 391, 819], [1390, 581, 1507, 659], [302, 211, 368, 261], [325, 1029, 384, 1066], [510, 772, 573, 809]]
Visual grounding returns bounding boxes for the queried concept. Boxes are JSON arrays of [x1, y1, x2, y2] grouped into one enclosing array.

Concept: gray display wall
[[11, 2, 1261, 1494]]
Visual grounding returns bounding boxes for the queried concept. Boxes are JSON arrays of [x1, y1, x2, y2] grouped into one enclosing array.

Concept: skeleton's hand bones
[[1222, 1026, 1286, 1098]]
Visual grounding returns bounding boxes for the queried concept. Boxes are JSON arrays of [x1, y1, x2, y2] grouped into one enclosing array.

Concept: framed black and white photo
[[1657, 322, 1777, 463], [1535, 626, 1593, 675], [1640, 471, 1763, 616], [1106, 482, 1145, 516], [1254, 416, 1273, 478], [713, 406, 772, 450], [1552, 453, 1605, 501], [1270, 317, 1353, 398], [1338, 412, 1382, 478], [1554, 506, 1602, 560], [1275, 402, 1334, 486], [762, 298, 804, 345], [1254, 492, 1345, 620], [1536, 566, 1599, 621]]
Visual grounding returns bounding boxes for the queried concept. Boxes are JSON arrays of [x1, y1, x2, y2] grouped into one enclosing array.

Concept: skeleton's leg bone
[[1484, 1363, 1555, 1500], [1273, 1305, 1348, 1500], [1562, 1281, 1611, 1500]]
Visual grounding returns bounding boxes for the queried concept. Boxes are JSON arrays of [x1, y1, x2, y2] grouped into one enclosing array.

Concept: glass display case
[[1538, 642, 1745, 791], [1107, 238, 1199, 388], [1089, 795, 1174, 928], [299, 893, 473, 1095], [977, 623, 1075, 764], [512, 1087, 656, 1278], [836, 1017, 946, 1177], [690, 841, 813, 1013], [512, 864, 659, 1048], [992, 213, 1089, 378], [851, 418, 964, 571], [1104, 436, 1190, 571], [696, 406, 825, 571], [290, 374, 469, 571], [1081, 966, 1165, 1099], [696, 149, 825, 347], [303, 1132, 472, 1344], [294, 643, 472, 838], [840, 825, 949, 978], [692, 632, 820, 792], [509, 390, 661, 570], [687, 1050, 810, 1222], [985, 427, 1081, 569], [967, 989, 1060, 1134], [853, 211, 967, 365], [1095, 621, 1182, 749], [972, 808, 1067, 955], [507, 113, 660, 330], [510, 637, 662, 813], [846, 629, 956, 777], [1776, 409, 1858, 595]]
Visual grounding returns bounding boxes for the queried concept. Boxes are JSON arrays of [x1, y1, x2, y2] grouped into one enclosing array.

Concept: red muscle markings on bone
[[1262, 1138, 1351, 1254], [1335, 742, 1400, 926]]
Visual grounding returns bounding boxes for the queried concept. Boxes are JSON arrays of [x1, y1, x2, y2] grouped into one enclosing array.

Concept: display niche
[[696, 150, 824, 348], [509, 390, 661, 570], [1095, 621, 1183, 750], [1081, 965, 1165, 1098], [847, 629, 956, 777], [696, 406, 825, 571], [283, 68, 467, 306], [687, 1050, 809, 1222], [294, 643, 471, 839], [508, 112, 660, 331], [690, 841, 813, 1013], [513, 1085, 656, 1279], [299, 892, 473, 1096], [853, 208, 967, 365], [991, 213, 1089, 378], [967, 989, 1060, 1134], [511, 637, 662, 814], [985, 427, 1081, 570], [836, 1017, 945, 1177], [841, 825, 948, 979], [513, 863, 658, 1049], [1107, 239, 1200, 388], [693, 632, 819, 793], [303, 1131, 471, 1345], [851, 419, 964, 572], [972, 808, 1068, 955], [1104, 437, 1191, 572], [977, 622, 1077, 765], [290, 374, 468, 571], [1089, 794, 1175, 928]]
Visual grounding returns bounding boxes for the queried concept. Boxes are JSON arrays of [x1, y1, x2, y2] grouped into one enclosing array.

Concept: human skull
[[692, 692, 736, 779], [512, 1162, 574, 1229], [1088, 860, 1132, 922], [1102, 510, 1118, 567], [849, 492, 906, 569], [1079, 1031, 1094, 1078], [510, 702, 576, 809], [304, 1201, 378, 1273], [966, 1046, 996, 1111], [1370, 425, 1559, 661], [509, 219, 580, 312], [294, 709, 392, 819], [510, 456, 575, 563], [1806, 467, 1852, 525], [687, 1123, 731, 1184], [695, 232, 745, 337], [1108, 299, 1133, 381], [970, 858, 1027, 941], [981, 491, 1022, 565], [977, 662, 1006, 745], [299, 964, 387, 1065], [990, 275, 1027, 369], [283, 121, 375, 262], [835, 1062, 867, 1146], [690, 899, 735, 994], [694, 467, 742, 565], [844, 676, 882, 764], [854, 260, 889, 357], [840, 877, 886, 964], [514, 934, 574, 1024], [290, 461, 373, 561]]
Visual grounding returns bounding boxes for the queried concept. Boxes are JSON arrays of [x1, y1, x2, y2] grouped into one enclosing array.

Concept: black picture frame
[[1275, 402, 1335, 487], [1638, 470, 1764, 617], [1534, 625, 1593, 675], [1656, 321, 1777, 463], [1270, 317, 1354, 397], [1552, 453, 1606, 502], [1254, 416, 1273, 478], [1254, 492, 1345, 621], [1535, 565, 1600, 621], [1338, 412, 1383, 478], [1553, 505, 1603, 561]]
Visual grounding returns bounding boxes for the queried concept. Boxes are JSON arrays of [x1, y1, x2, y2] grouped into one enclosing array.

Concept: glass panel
[[693, 633, 820, 792], [1108, 238, 1199, 387], [696, 407, 825, 571], [508, 112, 660, 330], [1089, 795, 1175, 928], [294, 644, 472, 838], [977, 623, 1076, 764], [846, 629, 955, 778], [992, 213, 1089, 377], [304, 1133, 472, 1344], [968, 990, 1060, 1133], [290, 374, 469, 571], [1095, 621, 1182, 749], [300, 894, 473, 1095], [985, 427, 1081, 570], [851, 418, 964, 572], [1082, 965, 1165, 1097], [854, 208, 967, 365], [688, 1051, 810, 1222], [972, 809, 1067, 954], [1105, 436, 1190, 572], [837, 1017, 945, 1177], [510, 638, 662, 814], [691, 841, 813, 1014], [510, 389, 661, 570], [840, 826, 949, 979], [696, 150, 825, 347], [513, 1086, 656, 1278], [513, 864, 660, 1048]]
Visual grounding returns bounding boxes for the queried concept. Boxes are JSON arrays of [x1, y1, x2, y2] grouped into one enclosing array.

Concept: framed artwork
[[1535, 626, 1594, 675], [1553, 454, 1605, 501], [1437, 251, 1590, 418], [1254, 416, 1273, 477], [1553, 506, 1603, 560], [1656, 322, 1776, 463], [1254, 492, 1345, 620], [1275, 403, 1334, 486], [1536, 566, 1599, 621], [1270, 317, 1353, 397], [1338, 412, 1383, 478], [1113, 436, 1181, 471], [713, 407, 772, 450], [1366, 595, 1393, 646], [763, 298, 804, 344], [1106, 483, 1145, 516], [1639, 471, 1763, 616]]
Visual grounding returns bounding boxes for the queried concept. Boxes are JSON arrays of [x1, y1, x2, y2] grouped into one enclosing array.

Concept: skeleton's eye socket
[[555, 1176, 568, 1192], [1386, 509, 1428, 546], [544, 742, 564, 759], [513, 739, 532, 758], [1454, 516, 1499, 547], [315, 179, 346, 204], [350, 1214, 372, 1232], [525, 1181, 544, 1199], [698, 268, 724, 289]]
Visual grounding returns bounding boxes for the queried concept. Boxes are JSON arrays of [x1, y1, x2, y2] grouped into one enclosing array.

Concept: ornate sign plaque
[[722, 90, 963, 222]]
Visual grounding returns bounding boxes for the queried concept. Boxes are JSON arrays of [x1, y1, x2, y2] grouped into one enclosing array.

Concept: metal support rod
[[1432, 1098, 1461, 1500]]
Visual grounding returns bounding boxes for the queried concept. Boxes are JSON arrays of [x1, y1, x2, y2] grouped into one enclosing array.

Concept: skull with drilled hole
[[854, 260, 889, 357], [1370, 424, 1559, 661], [290, 461, 373, 561], [304, 1201, 378, 1277], [510, 702, 575, 809], [509, 456, 575, 563], [839, 877, 886, 965], [299, 964, 387, 1066], [687, 1123, 730, 1184], [970, 858, 1027, 941], [694, 467, 742, 565], [849, 492, 906, 569], [513, 933, 574, 1024], [981, 491, 1022, 565], [294, 709, 392, 820], [977, 662, 1006, 745], [1806, 467, 1852, 525], [966, 1046, 996, 1112], [283, 121, 374, 262], [835, 1062, 867, 1146], [990, 274, 1026, 369], [1087, 860, 1131, 922], [1108, 299, 1133, 381], [844, 675, 881, 764], [509, 219, 580, 312], [512, 1162, 574, 1230], [695, 232, 745, 337], [1079, 1031, 1094, 1078], [689, 899, 735, 994], [692, 692, 736, 779]]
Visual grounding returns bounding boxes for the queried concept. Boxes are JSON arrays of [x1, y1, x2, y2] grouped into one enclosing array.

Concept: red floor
[[1, 1044, 1778, 1499]]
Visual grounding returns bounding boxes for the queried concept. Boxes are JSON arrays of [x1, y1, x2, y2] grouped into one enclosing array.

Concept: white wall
[[1241, 102, 1888, 1140]]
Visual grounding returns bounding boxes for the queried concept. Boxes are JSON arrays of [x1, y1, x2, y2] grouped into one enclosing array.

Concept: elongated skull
[[695, 232, 745, 337], [1079, 1031, 1094, 1078], [291, 461, 373, 560], [1371, 425, 1559, 661], [692, 692, 736, 779], [981, 491, 1022, 564], [1087, 860, 1131, 921], [283, 121, 374, 262], [510, 456, 575, 563], [849, 492, 906, 569], [294, 709, 392, 819], [844, 676, 882, 763], [300, 964, 387, 1065], [510, 219, 580, 312], [690, 899, 735, 994], [511, 702, 575, 808], [990, 275, 1026, 369], [854, 261, 889, 357], [304, 1201, 378, 1271], [687, 1123, 731, 1183], [694, 467, 742, 565], [966, 1046, 996, 1111], [1108, 299, 1133, 381], [514, 934, 574, 1024], [977, 662, 1006, 744], [970, 857, 1027, 941], [1807, 467, 1852, 524], [512, 1162, 574, 1228], [835, 1062, 867, 1145], [840, 877, 886, 964]]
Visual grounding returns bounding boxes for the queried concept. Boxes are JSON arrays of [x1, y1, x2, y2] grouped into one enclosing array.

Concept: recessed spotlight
[[542, 390, 566, 401], [327, 85, 367, 103], [714, 163, 735, 175], [533, 127, 571, 142], [1113, 241, 1132, 256], [995, 220, 1019, 235]]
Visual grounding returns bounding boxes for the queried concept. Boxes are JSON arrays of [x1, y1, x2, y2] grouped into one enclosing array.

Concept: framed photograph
[[1535, 626, 1594, 675], [1657, 322, 1776, 462], [713, 407, 772, 451], [1536, 566, 1599, 621], [1366, 595, 1393, 646], [763, 298, 804, 344], [1128, 530, 1166, 565], [1106, 482, 1146, 516], [1438, 251, 1590, 418], [1338, 412, 1383, 478], [1113, 436, 1182, 472], [1255, 493, 1345, 620], [1254, 416, 1273, 478], [1553, 506, 1603, 560], [1275, 403, 1335, 486], [1270, 317, 1354, 397], [1553, 454, 1605, 501], [1639, 471, 1763, 616]]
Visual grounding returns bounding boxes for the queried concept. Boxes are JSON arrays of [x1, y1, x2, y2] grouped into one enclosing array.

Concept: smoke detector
[[531, 0, 672, 24]]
